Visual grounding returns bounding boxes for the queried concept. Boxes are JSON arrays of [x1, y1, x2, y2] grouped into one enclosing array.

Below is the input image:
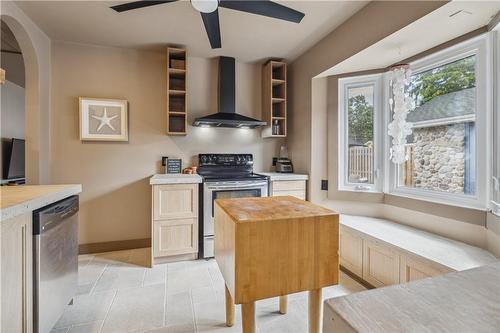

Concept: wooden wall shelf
[[262, 60, 287, 138], [167, 47, 187, 135]]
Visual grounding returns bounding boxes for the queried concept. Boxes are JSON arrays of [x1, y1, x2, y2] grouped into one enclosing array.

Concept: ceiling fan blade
[[218, 0, 304, 23], [200, 10, 222, 49], [110, 1, 178, 13]]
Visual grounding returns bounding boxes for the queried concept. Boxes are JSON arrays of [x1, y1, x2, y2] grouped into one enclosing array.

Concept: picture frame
[[79, 97, 128, 141]]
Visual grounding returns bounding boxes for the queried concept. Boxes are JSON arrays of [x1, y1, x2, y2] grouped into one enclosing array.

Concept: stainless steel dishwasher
[[33, 195, 79, 333]]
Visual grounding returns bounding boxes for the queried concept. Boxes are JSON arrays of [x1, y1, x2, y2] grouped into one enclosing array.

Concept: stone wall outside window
[[410, 123, 466, 193]]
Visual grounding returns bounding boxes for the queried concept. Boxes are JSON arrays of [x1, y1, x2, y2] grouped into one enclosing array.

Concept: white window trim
[[492, 30, 500, 216], [385, 35, 491, 210], [338, 74, 383, 193]]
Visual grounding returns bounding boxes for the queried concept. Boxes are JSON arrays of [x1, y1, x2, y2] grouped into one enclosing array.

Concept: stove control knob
[[200, 155, 207, 164]]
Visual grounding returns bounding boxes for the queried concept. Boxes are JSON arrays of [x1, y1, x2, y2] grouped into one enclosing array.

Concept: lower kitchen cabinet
[[153, 217, 198, 257], [270, 180, 306, 200], [151, 183, 198, 265], [339, 228, 363, 277], [362, 239, 400, 287], [1, 212, 33, 333]]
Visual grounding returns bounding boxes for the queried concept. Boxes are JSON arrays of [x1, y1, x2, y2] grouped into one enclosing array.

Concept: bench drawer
[[400, 256, 450, 283], [339, 228, 363, 277], [362, 239, 400, 287]]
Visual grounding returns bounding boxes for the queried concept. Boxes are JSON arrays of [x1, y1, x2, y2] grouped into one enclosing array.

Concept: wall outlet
[[321, 180, 328, 191]]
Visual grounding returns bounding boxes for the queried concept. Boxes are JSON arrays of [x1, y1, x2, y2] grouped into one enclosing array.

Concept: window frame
[[338, 74, 384, 193], [492, 30, 500, 216], [385, 35, 490, 210]]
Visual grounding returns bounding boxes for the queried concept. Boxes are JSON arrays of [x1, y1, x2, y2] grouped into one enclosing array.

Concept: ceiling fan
[[110, 0, 305, 49]]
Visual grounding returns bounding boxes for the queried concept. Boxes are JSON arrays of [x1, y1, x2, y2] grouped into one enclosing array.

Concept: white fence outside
[[348, 146, 374, 184]]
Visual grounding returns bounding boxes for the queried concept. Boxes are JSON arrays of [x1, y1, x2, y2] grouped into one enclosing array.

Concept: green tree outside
[[347, 56, 475, 148], [348, 94, 373, 145], [409, 55, 476, 106]]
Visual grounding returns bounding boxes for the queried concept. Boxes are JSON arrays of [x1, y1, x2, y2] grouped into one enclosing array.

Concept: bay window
[[338, 34, 490, 209]]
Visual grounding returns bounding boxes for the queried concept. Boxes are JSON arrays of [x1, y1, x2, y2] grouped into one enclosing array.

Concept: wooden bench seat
[[339, 215, 498, 287]]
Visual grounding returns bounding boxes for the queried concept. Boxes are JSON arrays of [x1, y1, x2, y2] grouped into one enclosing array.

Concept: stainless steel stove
[[198, 153, 268, 258]]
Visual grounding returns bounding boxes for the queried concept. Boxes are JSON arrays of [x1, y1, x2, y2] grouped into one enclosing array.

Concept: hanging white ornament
[[387, 64, 414, 164]]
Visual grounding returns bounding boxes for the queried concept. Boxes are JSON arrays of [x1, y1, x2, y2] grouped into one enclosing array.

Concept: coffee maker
[[275, 145, 293, 173]]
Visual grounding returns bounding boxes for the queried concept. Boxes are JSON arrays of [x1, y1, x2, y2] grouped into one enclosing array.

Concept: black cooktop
[[201, 173, 268, 182], [197, 154, 267, 182]]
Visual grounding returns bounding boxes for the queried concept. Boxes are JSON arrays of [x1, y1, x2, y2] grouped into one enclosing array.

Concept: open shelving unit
[[262, 60, 287, 138], [167, 47, 187, 135]]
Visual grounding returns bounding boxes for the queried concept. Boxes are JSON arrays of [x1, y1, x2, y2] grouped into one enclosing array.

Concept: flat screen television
[[6, 138, 25, 180]]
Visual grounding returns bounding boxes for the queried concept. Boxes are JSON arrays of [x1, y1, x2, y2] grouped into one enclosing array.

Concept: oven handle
[[206, 182, 268, 190]]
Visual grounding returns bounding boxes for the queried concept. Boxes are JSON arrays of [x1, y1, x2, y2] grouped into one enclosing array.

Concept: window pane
[[347, 85, 374, 184], [399, 56, 476, 195]]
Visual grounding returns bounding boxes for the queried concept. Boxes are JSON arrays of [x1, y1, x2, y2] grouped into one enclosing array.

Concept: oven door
[[203, 180, 268, 257]]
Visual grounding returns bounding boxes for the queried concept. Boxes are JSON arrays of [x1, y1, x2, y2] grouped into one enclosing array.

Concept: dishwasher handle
[[33, 195, 79, 235]]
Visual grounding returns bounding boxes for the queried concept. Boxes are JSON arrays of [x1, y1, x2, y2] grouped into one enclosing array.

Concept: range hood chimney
[[193, 56, 266, 128]]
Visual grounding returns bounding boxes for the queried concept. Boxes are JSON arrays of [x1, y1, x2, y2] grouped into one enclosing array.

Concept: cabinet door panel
[[272, 180, 306, 192], [153, 218, 198, 257], [272, 190, 305, 200], [400, 256, 449, 283], [339, 228, 363, 277], [153, 184, 198, 220], [362, 239, 399, 287], [1, 213, 32, 333]]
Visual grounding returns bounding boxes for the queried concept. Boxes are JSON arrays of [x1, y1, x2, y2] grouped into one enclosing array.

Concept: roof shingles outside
[[407, 87, 475, 123]]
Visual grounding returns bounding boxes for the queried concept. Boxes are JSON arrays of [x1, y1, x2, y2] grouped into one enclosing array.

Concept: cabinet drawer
[[339, 228, 363, 277], [272, 190, 305, 200], [362, 239, 400, 287], [153, 218, 198, 257], [272, 180, 306, 192], [400, 255, 450, 283], [153, 184, 198, 220]]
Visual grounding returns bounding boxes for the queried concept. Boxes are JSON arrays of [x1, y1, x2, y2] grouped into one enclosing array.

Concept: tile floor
[[51, 248, 366, 333]]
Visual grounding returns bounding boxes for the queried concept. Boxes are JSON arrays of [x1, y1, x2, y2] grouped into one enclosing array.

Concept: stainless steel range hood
[[193, 56, 266, 128]]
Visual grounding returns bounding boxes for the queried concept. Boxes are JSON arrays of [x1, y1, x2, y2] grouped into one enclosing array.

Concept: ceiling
[[14, 0, 368, 63], [319, 1, 500, 77]]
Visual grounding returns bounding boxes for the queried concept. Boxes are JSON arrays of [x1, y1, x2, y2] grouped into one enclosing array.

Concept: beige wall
[[50, 41, 282, 245]]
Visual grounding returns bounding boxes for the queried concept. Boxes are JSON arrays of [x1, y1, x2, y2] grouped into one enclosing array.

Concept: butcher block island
[[214, 196, 339, 333]]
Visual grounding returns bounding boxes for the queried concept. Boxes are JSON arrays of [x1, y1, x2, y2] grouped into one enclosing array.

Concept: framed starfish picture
[[79, 97, 128, 142]]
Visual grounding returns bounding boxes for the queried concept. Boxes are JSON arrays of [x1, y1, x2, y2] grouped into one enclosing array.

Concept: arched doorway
[[1, 20, 26, 184], [1, 12, 49, 185]]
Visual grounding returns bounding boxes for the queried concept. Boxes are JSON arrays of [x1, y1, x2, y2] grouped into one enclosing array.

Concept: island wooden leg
[[242, 302, 256, 333], [308, 288, 322, 333], [225, 285, 235, 327], [279, 295, 288, 314]]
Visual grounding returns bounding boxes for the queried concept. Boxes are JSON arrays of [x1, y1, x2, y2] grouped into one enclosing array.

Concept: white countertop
[[150, 174, 203, 185], [324, 262, 500, 333], [1, 184, 82, 221], [258, 172, 308, 181]]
